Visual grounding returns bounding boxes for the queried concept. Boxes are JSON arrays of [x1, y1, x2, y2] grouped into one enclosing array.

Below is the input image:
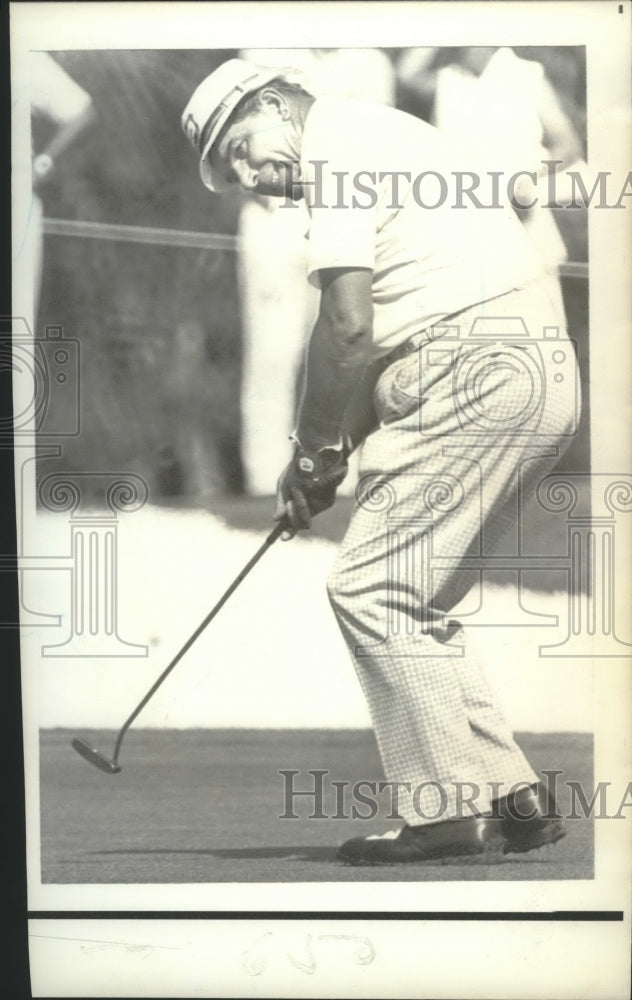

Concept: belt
[[376, 327, 437, 374], [378, 326, 533, 375], [375, 289, 529, 374]]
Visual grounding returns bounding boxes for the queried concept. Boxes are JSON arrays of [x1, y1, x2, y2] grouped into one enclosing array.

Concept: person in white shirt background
[[12, 53, 95, 588], [397, 46, 584, 327], [28, 52, 96, 309]]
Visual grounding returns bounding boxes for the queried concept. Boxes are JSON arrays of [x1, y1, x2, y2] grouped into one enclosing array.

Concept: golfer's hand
[[274, 445, 349, 539]]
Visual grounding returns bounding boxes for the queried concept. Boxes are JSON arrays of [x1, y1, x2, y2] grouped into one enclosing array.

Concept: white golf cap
[[182, 58, 309, 192]]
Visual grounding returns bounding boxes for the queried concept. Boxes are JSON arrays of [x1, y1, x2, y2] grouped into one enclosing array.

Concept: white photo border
[[11, 2, 631, 997]]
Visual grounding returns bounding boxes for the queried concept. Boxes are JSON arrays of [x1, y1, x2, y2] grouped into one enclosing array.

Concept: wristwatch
[[289, 431, 348, 455]]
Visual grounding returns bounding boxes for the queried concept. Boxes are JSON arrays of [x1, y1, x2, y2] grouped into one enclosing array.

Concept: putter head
[[71, 737, 121, 774]]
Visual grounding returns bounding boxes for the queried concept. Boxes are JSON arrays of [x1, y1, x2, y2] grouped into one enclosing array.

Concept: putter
[[71, 520, 285, 774]]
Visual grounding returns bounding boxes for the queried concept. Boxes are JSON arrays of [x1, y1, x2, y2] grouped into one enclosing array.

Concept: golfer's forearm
[[341, 358, 381, 451], [296, 315, 373, 452]]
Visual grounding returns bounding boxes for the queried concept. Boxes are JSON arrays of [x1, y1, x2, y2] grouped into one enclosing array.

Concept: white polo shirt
[[299, 97, 545, 359]]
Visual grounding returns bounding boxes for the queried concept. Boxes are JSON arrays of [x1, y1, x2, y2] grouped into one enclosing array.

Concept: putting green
[[39, 728, 594, 883]]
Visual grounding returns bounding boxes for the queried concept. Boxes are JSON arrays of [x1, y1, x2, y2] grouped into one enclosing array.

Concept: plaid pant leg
[[327, 286, 579, 825]]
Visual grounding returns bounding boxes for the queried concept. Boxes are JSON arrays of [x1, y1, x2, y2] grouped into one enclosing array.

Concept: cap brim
[[198, 65, 311, 193]]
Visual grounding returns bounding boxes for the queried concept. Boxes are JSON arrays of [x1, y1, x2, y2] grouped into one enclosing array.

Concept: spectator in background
[[237, 48, 395, 496], [397, 46, 583, 325], [11, 54, 94, 582], [29, 52, 96, 307]]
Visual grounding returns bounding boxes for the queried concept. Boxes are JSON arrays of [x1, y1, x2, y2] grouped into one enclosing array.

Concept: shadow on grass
[[91, 846, 339, 861], [88, 843, 568, 867]]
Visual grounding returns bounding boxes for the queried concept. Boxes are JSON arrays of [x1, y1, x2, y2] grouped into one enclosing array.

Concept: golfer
[[182, 59, 577, 864]]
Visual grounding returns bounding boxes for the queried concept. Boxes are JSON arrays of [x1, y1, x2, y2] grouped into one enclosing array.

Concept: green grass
[[41, 728, 593, 884]]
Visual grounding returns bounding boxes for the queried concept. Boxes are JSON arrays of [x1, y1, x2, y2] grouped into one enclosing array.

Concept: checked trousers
[[327, 281, 580, 825]]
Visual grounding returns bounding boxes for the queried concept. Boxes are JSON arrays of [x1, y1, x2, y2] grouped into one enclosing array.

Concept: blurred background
[[32, 47, 589, 506]]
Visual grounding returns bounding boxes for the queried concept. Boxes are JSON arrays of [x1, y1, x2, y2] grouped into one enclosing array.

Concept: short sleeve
[[301, 105, 377, 287]]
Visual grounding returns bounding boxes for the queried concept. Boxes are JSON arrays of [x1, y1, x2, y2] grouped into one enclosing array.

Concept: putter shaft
[[72, 522, 284, 773]]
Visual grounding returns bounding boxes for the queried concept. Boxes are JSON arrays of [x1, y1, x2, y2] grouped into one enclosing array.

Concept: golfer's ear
[[259, 88, 289, 119]]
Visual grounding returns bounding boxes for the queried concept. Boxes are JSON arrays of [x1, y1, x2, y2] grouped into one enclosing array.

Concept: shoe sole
[[339, 823, 567, 865], [338, 843, 496, 866], [502, 820, 567, 855]]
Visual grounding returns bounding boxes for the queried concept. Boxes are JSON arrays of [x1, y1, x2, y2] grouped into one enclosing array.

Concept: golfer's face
[[211, 102, 302, 198]]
